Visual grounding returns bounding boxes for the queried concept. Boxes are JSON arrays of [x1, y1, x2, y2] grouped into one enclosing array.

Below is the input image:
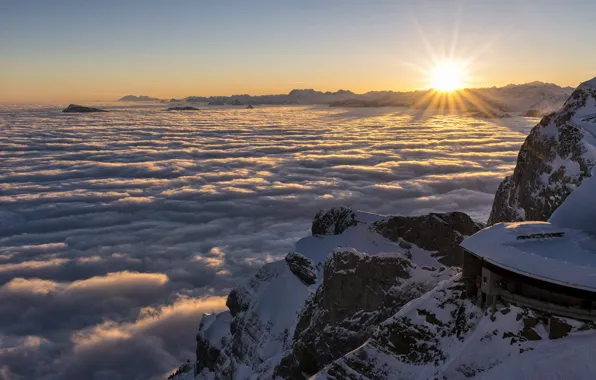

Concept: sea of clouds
[[0, 103, 536, 379]]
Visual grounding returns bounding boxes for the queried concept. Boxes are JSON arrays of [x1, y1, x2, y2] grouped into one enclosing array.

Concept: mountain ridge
[[119, 81, 573, 116]]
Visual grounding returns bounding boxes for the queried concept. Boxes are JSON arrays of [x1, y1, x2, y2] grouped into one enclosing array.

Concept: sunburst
[[429, 60, 467, 92]]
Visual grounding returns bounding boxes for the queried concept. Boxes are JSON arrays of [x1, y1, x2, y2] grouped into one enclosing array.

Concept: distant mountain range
[[119, 82, 574, 116], [118, 95, 164, 102]]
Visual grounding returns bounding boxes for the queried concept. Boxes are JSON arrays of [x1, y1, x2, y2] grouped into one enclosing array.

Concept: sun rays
[[429, 60, 467, 92], [402, 24, 502, 118]]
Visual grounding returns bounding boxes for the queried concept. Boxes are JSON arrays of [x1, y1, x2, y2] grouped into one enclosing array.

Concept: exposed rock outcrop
[[285, 252, 317, 285], [311, 280, 596, 380], [62, 104, 107, 113], [194, 207, 480, 379], [488, 77, 596, 224], [311, 206, 358, 235], [373, 212, 483, 266], [197, 257, 312, 379], [275, 250, 423, 379], [195, 311, 231, 374]]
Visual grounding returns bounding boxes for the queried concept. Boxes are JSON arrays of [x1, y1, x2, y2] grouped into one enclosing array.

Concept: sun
[[430, 61, 466, 92]]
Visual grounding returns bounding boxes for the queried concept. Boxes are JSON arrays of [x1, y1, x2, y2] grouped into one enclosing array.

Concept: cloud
[[0, 104, 536, 378], [0, 296, 226, 380]]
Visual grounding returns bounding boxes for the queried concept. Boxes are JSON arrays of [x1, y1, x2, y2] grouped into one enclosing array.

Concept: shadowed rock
[[311, 206, 358, 236], [276, 250, 413, 378], [373, 211, 483, 266], [285, 252, 316, 285]]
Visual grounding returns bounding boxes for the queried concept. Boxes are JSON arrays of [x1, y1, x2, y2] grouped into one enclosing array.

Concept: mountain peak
[[488, 76, 596, 225]]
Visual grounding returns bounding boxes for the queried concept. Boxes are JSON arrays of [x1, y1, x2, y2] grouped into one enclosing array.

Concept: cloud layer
[[0, 104, 536, 378]]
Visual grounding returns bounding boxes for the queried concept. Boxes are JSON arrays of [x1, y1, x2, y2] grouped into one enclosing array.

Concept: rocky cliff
[[189, 207, 596, 380], [192, 209, 481, 379], [488, 77, 596, 224]]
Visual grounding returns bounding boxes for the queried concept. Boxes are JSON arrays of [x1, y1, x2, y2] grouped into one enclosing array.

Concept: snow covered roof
[[461, 222, 596, 292]]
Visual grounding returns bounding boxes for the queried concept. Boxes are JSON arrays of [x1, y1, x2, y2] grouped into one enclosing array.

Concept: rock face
[[197, 257, 312, 379], [311, 206, 358, 235], [275, 250, 420, 379], [61, 104, 107, 113], [374, 212, 483, 266], [167, 106, 200, 111], [312, 280, 596, 380], [285, 253, 316, 285], [193, 207, 480, 380], [488, 77, 596, 225]]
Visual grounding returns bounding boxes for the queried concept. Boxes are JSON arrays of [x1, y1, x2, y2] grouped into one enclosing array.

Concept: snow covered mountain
[[190, 209, 481, 379], [488, 77, 596, 224], [184, 205, 596, 380]]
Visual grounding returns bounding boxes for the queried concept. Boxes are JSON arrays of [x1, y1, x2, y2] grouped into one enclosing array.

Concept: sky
[[1, 0, 596, 103]]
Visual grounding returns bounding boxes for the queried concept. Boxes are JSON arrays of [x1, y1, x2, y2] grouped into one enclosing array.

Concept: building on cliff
[[463, 169, 596, 321], [462, 222, 596, 321]]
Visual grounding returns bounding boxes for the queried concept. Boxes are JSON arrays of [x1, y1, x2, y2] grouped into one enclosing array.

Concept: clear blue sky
[[1, 0, 595, 102]]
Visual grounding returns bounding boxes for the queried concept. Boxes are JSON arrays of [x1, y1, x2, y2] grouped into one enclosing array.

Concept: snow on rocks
[[313, 277, 596, 380], [194, 207, 481, 379], [489, 77, 596, 225], [191, 204, 596, 380], [311, 206, 359, 236], [549, 167, 596, 234]]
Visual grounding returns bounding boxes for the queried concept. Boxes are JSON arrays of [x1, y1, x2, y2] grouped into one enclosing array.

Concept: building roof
[[461, 222, 596, 292]]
